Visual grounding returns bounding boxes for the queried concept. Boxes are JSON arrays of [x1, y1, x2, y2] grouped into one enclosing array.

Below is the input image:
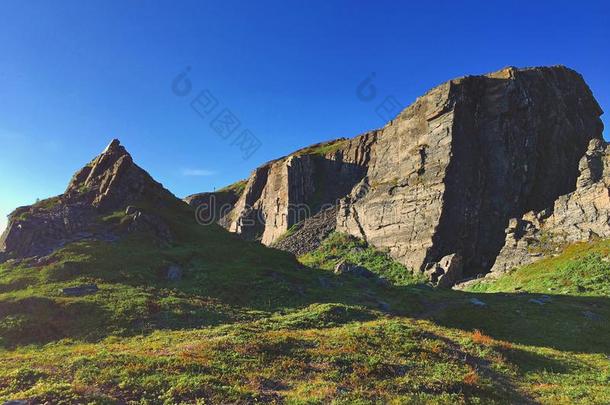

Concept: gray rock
[[198, 66, 603, 281], [492, 139, 610, 274], [125, 205, 138, 215], [61, 284, 98, 296], [333, 260, 375, 278], [424, 254, 463, 288], [3, 401, 29, 405], [166, 265, 182, 281], [469, 298, 487, 307]]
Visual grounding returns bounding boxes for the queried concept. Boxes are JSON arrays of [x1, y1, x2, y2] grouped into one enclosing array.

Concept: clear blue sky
[[1, 0, 609, 233]]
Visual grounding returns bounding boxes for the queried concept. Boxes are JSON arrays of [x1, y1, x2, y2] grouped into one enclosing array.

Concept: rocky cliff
[[194, 66, 605, 280], [490, 138, 609, 274], [0, 140, 180, 260], [223, 135, 375, 244]]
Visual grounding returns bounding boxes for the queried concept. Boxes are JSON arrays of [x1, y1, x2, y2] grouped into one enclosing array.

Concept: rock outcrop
[[226, 135, 374, 244], [338, 66, 603, 276], [5, 66, 605, 287], [200, 66, 605, 282], [271, 206, 338, 256], [490, 138, 609, 274], [184, 181, 245, 228], [424, 254, 464, 288], [0, 140, 180, 260]]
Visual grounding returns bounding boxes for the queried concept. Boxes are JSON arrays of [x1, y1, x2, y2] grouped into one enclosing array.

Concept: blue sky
[[1, 0, 609, 233]]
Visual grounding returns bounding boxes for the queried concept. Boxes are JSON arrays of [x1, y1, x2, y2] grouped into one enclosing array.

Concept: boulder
[[424, 253, 463, 288], [61, 284, 99, 296], [333, 260, 375, 278], [469, 298, 487, 307]]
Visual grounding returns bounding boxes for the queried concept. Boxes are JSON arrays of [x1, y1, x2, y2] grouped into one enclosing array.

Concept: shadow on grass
[[418, 289, 610, 354], [2, 236, 609, 356], [0, 297, 114, 347]]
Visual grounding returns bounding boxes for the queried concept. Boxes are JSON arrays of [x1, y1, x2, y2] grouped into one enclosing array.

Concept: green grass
[[466, 239, 610, 295], [0, 315, 608, 404], [217, 179, 248, 196], [1, 212, 609, 404], [299, 232, 426, 286], [292, 138, 349, 157]]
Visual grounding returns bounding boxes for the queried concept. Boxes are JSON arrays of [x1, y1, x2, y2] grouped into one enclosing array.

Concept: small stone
[[3, 401, 29, 405], [425, 254, 463, 288], [469, 298, 487, 307], [333, 260, 374, 278], [166, 265, 182, 281], [582, 311, 602, 321], [61, 284, 99, 296]]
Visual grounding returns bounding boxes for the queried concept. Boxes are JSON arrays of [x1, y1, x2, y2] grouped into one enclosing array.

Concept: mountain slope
[[1, 234, 609, 404], [0, 68, 609, 404], [0, 140, 425, 349]]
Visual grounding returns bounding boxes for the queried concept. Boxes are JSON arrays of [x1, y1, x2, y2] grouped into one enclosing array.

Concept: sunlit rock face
[[212, 66, 604, 278]]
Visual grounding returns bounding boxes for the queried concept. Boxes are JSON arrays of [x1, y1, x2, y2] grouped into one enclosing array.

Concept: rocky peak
[[1, 139, 179, 260], [65, 139, 173, 211]]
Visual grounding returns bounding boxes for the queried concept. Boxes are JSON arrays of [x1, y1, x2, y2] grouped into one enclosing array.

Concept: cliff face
[[0, 140, 179, 260], [344, 66, 603, 275], [204, 66, 605, 278], [225, 134, 376, 244], [491, 138, 610, 274]]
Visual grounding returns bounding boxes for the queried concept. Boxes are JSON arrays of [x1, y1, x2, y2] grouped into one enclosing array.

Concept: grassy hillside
[[464, 239, 610, 296], [0, 225, 609, 403], [299, 232, 426, 286]]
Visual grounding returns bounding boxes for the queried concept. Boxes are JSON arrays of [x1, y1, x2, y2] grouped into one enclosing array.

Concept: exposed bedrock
[[490, 138, 609, 275], [339, 66, 603, 276], [226, 133, 375, 244], [211, 66, 604, 279], [1, 140, 180, 260]]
